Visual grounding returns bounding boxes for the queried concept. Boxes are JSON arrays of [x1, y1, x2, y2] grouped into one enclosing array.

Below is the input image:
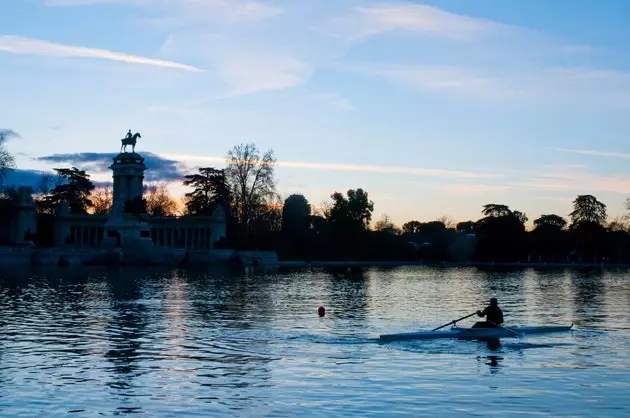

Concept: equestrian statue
[[120, 129, 142, 153]]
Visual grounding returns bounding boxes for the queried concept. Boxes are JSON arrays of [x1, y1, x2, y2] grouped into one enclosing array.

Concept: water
[[0, 266, 629, 417]]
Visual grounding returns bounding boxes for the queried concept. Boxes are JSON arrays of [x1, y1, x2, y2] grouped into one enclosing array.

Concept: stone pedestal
[[102, 152, 154, 262], [110, 152, 147, 208]]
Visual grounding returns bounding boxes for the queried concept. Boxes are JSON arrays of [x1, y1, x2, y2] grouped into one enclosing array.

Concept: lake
[[0, 266, 629, 416]]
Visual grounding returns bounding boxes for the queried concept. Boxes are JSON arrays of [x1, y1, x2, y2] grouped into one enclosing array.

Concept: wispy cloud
[[160, 153, 498, 179], [516, 169, 630, 195], [364, 65, 502, 93], [158, 33, 311, 97], [554, 148, 630, 159], [441, 184, 513, 195], [314, 93, 355, 111], [44, 0, 282, 23], [323, 3, 503, 41], [0, 35, 203, 71]]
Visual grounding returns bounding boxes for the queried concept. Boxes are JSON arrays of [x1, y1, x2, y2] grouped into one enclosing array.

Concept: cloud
[[323, 3, 503, 41], [0, 35, 203, 72], [554, 148, 630, 159], [215, 53, 312, 97], [0, 129, 21, 141], [43, 0, 282, 24], [364, 65, 503, 93], [515, 168, 630, 195], [314, 93, 356, 111], [160, 153, 498, 179], [441, 184, 513, 195], [158, 33, 312, 97], [1, 169, 47, 190], [36, 152, 187, 182]]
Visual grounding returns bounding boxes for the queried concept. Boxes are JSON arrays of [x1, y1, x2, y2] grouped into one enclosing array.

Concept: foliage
[[570, 194, 607, 226], [534, 214, 567, 230], [144, 183, 178, 217], [327, 188, 374, 230], [183, 167, 232, 216], [475, 205, 528, 261], [41, 167, 95, 214], [91, 186, 113, 215], [456, 221, 476, 234], [402, 220, 422, 234], [482, 204, 512, 218], [0, 132, 16, 185]]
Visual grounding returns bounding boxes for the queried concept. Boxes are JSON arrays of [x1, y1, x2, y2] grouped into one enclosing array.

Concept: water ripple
[[0, 266, 629, 416]]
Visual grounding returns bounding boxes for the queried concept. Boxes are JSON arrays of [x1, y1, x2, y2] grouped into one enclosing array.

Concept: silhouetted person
[[472, 298, 504, 328]]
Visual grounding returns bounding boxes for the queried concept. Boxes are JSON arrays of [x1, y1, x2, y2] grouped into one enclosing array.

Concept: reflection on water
[[0, 266, 629, 416]]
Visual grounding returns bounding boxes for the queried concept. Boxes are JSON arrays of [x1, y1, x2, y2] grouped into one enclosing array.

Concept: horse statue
[[120, 130, 142, 153]]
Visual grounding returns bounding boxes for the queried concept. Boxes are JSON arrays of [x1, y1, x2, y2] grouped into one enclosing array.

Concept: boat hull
[[379, 324, 573, 342]]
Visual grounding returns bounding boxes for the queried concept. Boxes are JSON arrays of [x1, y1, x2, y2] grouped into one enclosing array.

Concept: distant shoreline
[[278, 260, 630, 269]]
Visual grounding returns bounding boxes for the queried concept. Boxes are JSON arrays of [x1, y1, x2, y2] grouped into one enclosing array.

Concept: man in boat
[[472, 298, 504, 328]]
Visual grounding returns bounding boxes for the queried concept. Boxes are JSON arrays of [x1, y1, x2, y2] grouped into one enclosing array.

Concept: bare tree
[[225, 143, 277, 231], [0, 130, 17, 186], [144, 183, 178, 217], [91, 185, 113, 215]]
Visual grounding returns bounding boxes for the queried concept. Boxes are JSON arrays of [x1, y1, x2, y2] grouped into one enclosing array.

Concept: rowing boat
[[379, 324, 573, 342]]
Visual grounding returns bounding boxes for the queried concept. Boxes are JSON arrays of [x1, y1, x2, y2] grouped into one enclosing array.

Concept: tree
[[436, 215, 455, 229], [282, 194, 311, 233], [531, 214, 568, 262], [144, 183, 178, 217], [225, 143, 277, 231], [327, 188, 374, 229], [42, 167, 95, 214], [33, 172, 64, 214], [482, 204, 512, 218], [512, 210, 528, 225], [402, 220, 422, 234], [374, 214, 399, 234], [475, 204, 528, 261], [534, 214, 567, 230], [91, 185, 113, 215], [570, 194, 606, 226], [0, 130, 17, 186], [456, 221, 476, 234], [183, 167, 232, 216]]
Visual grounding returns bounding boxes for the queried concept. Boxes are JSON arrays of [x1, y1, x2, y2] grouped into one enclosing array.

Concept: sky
[[2, 0, 630, 227]]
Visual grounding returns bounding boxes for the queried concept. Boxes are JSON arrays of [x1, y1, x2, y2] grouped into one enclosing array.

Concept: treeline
[[2, 137, 630, 262]]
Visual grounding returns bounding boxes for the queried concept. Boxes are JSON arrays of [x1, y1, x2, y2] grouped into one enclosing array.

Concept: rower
[[472, 298, 504, 328]]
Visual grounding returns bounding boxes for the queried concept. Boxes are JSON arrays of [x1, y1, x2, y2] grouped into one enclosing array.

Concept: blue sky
[[2, 0, 630, 226]]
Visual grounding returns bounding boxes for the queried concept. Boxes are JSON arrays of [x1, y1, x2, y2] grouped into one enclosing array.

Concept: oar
[[488, 321, 521, 337], [432, 312, 478, 331]]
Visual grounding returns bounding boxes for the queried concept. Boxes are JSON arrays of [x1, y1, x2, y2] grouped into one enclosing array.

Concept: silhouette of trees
[[531, 214, 568, 262], [475, 204, 528, 261], [0, 131, 16, 186], [33, 173, 64, 214], [482, 204, 512, 218], [534, 214, 567, 229], [374, 214, 399, 234], [42, 167, 95, 214], [456, 221, 476, 234], [183, 167, 231, 216], [91, 185, 113, 215], [570, 194, 607, 226], [225, 143, 277, 240], [327, 188, 374, 230], [402, 220, 422, 234], [144, 183, 178, 216]]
